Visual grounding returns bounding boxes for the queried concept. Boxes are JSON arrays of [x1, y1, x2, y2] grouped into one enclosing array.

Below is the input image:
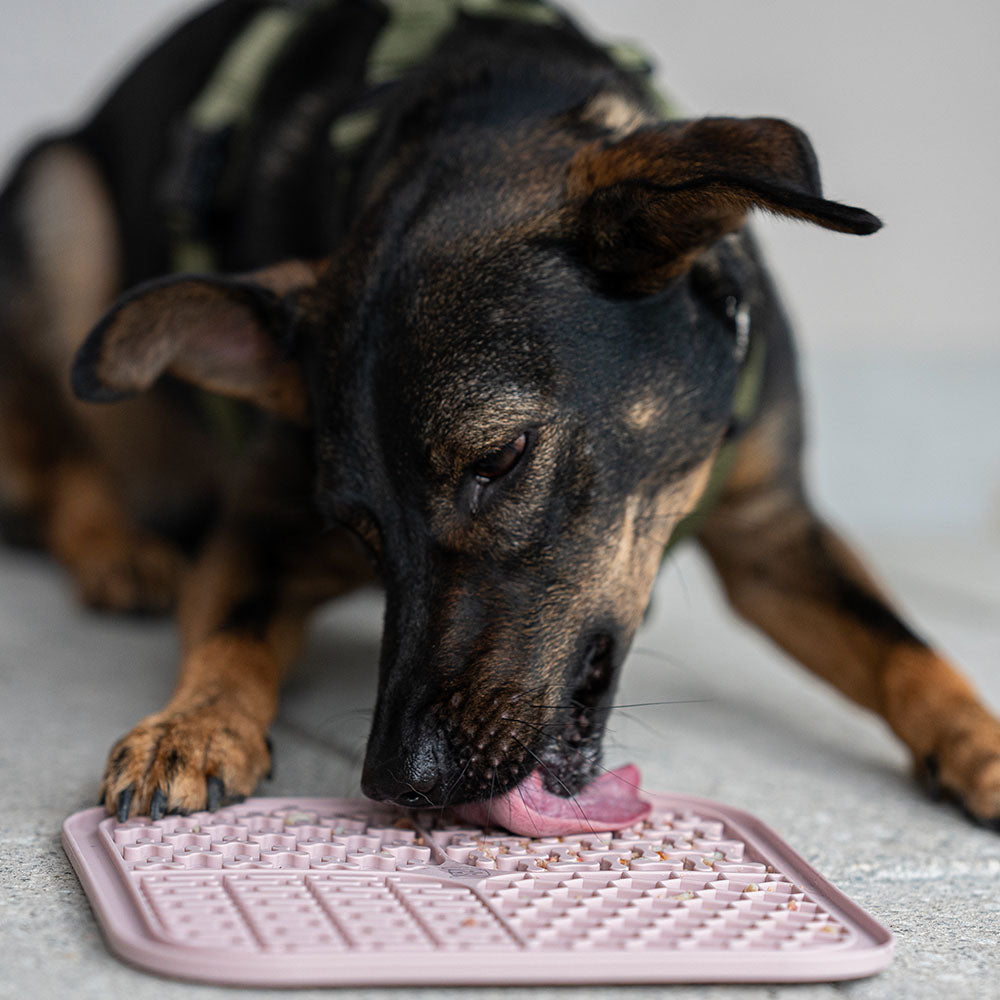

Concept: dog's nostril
[[391, 774, 440, 808], [563, 632, 618, 741], [576, 634, 615, 691], [395, 788, 432, 807]]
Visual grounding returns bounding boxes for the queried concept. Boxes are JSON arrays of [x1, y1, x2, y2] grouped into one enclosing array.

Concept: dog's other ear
[[72, 259, 323, 424], [565, 116, 881, 294]]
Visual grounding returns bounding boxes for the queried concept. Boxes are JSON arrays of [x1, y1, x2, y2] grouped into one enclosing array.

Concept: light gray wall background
[[2, 1, 998, 536]]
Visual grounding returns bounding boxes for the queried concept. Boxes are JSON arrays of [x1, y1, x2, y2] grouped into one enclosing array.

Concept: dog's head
[[74, 114, 878, 826]]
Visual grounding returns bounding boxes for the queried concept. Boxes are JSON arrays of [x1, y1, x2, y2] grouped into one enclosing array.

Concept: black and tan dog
[[2, 0, 998, 830]]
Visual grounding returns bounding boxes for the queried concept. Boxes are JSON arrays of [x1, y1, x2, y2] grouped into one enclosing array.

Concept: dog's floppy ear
[[565, 116, 881, 294], [72, 259, 323, 424]]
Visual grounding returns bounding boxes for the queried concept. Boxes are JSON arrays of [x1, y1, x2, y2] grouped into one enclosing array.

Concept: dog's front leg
[[101, 456, 372, 821], [697, 426, 1000, 826]]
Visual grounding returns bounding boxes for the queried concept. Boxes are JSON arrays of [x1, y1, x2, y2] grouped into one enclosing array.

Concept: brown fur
[[698, 406, 1000, 822]]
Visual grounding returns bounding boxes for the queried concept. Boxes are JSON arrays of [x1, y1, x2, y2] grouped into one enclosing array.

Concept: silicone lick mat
[[62, 794, 893, 986]]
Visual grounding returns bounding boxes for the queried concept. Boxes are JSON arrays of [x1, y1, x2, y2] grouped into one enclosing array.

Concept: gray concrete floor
[[2, 352, 999, 999]]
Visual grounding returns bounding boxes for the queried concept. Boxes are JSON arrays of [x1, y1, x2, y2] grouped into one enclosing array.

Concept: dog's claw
[[206, 776, 224, 812], [150, 787, 167, 821], [116, 786, 134, 823], [100, 707, 271, 821], [918, 753, 943, 801], [962, 804, 1000, 833]]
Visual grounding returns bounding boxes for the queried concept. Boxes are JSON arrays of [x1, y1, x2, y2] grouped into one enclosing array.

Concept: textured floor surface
[[1, 351, 999, 999]]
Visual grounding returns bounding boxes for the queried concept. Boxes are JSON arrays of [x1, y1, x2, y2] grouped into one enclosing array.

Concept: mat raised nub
[[62, 794, 893, 986]]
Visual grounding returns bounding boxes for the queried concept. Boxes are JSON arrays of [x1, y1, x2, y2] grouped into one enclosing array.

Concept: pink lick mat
[[62, 793, 893, 986]]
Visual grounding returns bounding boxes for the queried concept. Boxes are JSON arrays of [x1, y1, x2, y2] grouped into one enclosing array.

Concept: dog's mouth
[[453, 634, 651, 834]]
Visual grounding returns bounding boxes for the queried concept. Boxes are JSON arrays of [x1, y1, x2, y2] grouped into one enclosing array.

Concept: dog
[[1, 0, 998, 832]]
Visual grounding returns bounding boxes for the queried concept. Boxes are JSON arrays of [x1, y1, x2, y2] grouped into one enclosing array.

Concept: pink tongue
[[452, 764, 650, 836]]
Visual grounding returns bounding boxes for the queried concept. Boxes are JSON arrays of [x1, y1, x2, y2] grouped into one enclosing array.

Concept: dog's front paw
[[915, 713, 1000, 830], [101, 705, 272, 821]]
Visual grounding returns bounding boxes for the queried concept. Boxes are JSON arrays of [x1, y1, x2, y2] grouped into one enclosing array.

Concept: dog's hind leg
[[0, 141, 183, 611], [697, 402, 1000, 828]]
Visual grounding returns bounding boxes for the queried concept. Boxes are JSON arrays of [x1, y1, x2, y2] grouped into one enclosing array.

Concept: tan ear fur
[[72, 259, 324, 424], [565, 117, 881, 294]]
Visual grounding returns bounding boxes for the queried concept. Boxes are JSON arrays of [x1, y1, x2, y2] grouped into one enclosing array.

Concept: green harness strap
[[168, 4, 314, 274], [170, 0, 674, 271]]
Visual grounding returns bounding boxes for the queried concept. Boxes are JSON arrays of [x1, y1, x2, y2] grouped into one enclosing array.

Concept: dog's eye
[[472, 432, 527, 483], [466, 431, 530, 515]]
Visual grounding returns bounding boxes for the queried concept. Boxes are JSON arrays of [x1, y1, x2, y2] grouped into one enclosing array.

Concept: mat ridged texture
[[62, 795, 893, 986]]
